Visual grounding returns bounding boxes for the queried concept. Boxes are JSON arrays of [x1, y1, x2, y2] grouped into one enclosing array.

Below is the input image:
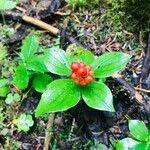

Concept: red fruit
[[86, 65, 92, 71], [79, 80, 86, 86], [79, 62, 85, 68], [77, 67, 87, 76], [89, 71, 94, 76], [70, 61, 94, 85], [84, 76, 93, 83], [75, 79, 80, 84], [70, 73, 76, 79], [71, 62, 80, 72]]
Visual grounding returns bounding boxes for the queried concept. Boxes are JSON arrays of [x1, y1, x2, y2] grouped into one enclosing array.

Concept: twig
[[22, 15, 59, 35], [1, 11, 59, 35], [135, 87, 150, 93], [112, 74, 143, 103], [54, 11, 70, 16], [68, 118, 75, 141], [43, 113, 55, 150]]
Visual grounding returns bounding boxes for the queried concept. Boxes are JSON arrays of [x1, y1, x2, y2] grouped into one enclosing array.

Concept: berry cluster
[[70, 62, 94, 86]]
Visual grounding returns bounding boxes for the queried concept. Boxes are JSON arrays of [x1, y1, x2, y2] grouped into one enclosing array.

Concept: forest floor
[[0, 0, 150, 150]]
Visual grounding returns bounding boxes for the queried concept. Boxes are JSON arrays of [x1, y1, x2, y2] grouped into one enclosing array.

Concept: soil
[[0, 0, 150, 150]]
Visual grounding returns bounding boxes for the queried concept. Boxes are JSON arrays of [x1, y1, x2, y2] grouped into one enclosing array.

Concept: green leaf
[[13, 65, 29, 90], [92, 52, 131, 78], [132, 143, 150, 150], [20, 33, 39, 61], [5, 93, 13, 104], [94, 143, 110, 150], [26, 55, 48, 73], [0, 45, 7, 61], [44, 47, 71, 76], [0, 86, 9, 97], [129, 120, 149, 142], [13, 93, 21, 102], [0, 79, 9, 87], [81, 82, 115, 112], [68, 46, 95, 64], [35, 79, 81, 116], [0, 0, 16, 10], [113, 138, 139, 150], [32, 73, 53, 93], [16, 114, 34, 132]]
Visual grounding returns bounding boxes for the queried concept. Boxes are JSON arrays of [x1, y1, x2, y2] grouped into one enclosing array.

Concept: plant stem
[[43, 113, 55, 150], [2, 12, 6, 25]]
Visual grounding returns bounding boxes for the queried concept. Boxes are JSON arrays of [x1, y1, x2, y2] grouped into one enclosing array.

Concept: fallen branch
[[1, 11, 59, 35], [112, 74, 143, 103], [135, 87, 150, 93], [140, 33, 150, 89], [43, 113, 55, 150], [22, 15, 59, 35]]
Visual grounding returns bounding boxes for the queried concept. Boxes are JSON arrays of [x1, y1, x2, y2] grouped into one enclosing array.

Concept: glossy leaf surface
[[129, 120, 149, 142], [20, 34, 39, 61], [82, 82, 115, 112], [32, 73, 53, 93], [114, 138, 139, 150], [13, 65, 29, 90], [35, 79, 81, 116], [92, 52, 131, 78], [44, 47, 71, 76], [69, 46, 95, 64], [26, 55, 48, 73]]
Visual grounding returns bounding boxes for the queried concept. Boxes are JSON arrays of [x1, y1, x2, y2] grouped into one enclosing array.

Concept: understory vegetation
[[0, 0, 150, 149]]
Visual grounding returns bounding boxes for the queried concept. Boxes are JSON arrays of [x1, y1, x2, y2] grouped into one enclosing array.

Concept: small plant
[[35, 46, 130, 116], [66, 0, 87, 7], [0, 0, 16, 24], [113, 120, 150, 150], [0, 78, 9, 97], [0, 0, 16, 10], [13, 33, 53, 92], [12, 113, 34, 132], [65, 0, 99, 8], [5, 93, 20, 104]]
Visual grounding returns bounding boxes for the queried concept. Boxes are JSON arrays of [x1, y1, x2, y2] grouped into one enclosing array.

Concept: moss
[[106, 0, 150, 33]]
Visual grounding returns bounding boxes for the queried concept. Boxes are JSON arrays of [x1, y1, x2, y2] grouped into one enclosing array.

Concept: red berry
[[84, 76, 93, 83], [79, 62, 85, 67], [70, 62, 94, 85], [71, 62, 80, 72], [89, 71, 94, 76], [79, 80, 86, 86], [86, 65, 92, 71], [70, 73, 76, 79], [75, 79, 80, 84], [77, 67, 87, 76]]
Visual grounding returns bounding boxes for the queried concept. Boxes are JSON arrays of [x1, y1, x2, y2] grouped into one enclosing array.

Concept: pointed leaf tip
[[44, 47, 71, 76], [92, 52, 131, 78], [82, 82, 115, 112], [35, 79, 81, 116]]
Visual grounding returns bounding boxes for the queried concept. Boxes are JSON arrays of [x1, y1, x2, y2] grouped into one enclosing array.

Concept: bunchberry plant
[[113, 120, 150, 150], [35, 46, 131, 116]]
